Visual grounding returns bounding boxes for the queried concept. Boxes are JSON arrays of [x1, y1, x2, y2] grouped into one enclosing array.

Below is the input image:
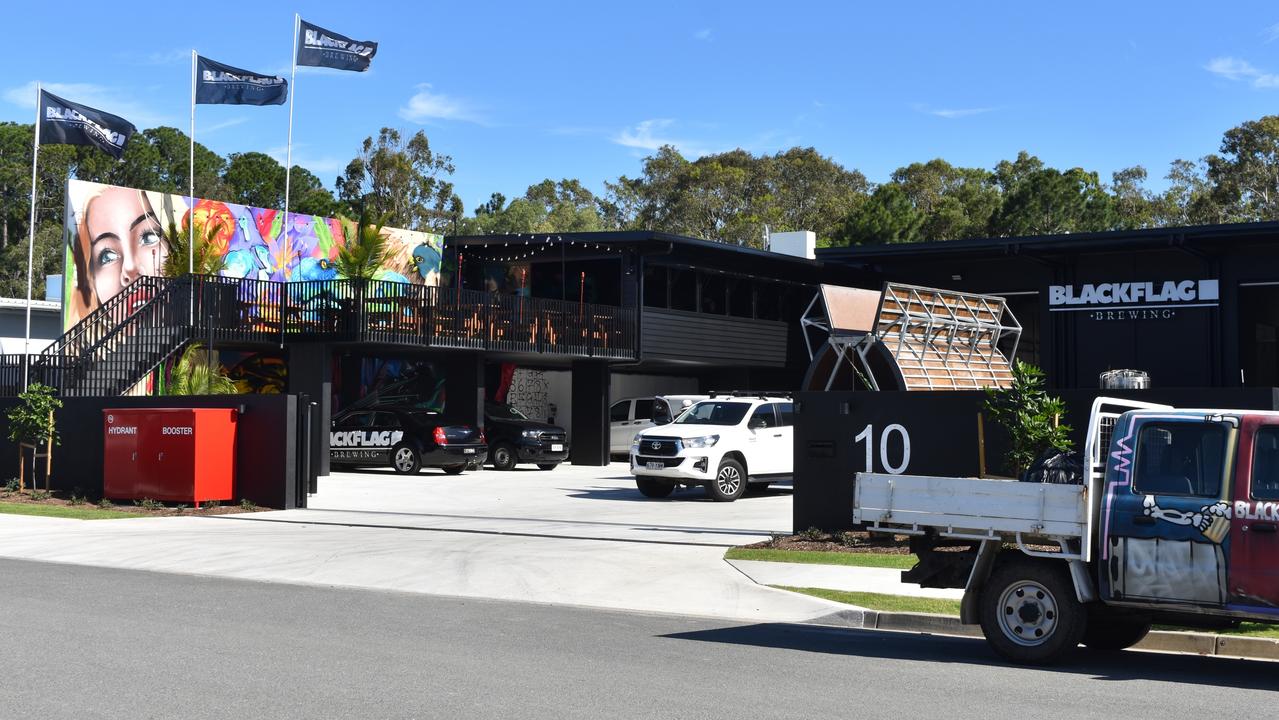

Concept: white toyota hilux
[[629, 394, 794, 502]]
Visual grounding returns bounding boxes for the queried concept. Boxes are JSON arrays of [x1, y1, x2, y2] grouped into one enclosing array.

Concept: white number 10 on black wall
[[854, 424, 911, 474]]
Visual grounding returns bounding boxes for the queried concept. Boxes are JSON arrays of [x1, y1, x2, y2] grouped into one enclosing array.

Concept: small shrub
[[134, 498, 164, 511], [29, 489, 51, 501], [836, 531, 860, 548], [3, 478, 19, 494], [68, 493, 85, 506], [174, 504, 188, 513], [203, 500, 221, 510], [97, 498, 114, 509], [799, 526, 826, 542], [239, 498, 258, 512], [766, 532, 787, 548]]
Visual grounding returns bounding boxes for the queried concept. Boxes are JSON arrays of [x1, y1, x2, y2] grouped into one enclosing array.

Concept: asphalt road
[[1, 559, 1274, 720]]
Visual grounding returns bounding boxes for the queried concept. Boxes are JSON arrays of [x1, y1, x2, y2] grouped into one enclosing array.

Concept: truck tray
[[853, 473, 1086, 540]]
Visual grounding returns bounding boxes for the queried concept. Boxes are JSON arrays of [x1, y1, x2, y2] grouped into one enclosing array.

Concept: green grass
[[779, 584, 1279, 639], [726, 547, 917, 570], [0, 501, 145, 520], [776, 586, 963, 615]]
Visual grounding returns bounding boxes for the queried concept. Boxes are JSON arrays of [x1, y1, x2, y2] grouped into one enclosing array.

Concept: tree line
[[3, 114, 1279, 297]]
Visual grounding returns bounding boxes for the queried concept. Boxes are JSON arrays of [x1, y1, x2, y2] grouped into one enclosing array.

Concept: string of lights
[[462, 234, 626, 263]]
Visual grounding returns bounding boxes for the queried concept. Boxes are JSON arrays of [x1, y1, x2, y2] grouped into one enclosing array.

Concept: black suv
[[483, 403, 570, 471], [331, 407, 487, 475]]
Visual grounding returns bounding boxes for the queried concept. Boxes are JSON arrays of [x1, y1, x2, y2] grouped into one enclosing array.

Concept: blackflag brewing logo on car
[[38, 91, 136, 159], [297, 19, 378, 72], [330, 430, 403, 448], [1048, 279, 1219, 321], [196, 56, 288, 106]]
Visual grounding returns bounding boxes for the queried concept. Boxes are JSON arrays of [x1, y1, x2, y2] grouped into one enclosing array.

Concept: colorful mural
[[63, 179, 443, 329]]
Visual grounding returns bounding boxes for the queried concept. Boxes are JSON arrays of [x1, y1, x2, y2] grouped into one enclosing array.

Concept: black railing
[[0, 275, 637, 396]]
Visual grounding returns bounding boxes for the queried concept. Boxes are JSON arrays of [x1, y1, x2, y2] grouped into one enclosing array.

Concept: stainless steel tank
[[1099, 369, 1151, 390]]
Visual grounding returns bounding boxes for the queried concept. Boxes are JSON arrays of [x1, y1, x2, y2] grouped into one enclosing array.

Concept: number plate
[[551, 444, 564, 452], [463, 448, 476, 454], [646, 462, 664, 470]]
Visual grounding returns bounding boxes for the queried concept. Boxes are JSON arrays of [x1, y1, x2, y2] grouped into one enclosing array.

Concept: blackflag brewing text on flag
[[296, 19, 377, 72], [196, 56, 288, 105], [38, 91, 136, 159]]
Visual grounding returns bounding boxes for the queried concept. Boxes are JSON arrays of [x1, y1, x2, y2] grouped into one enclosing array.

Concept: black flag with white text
[[196, 56, 288, 105], [296, 19, 378, 72], [38, 91, 136, 159]]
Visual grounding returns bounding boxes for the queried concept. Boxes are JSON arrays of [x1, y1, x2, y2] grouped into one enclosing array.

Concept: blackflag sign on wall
[[196, 56, 288, 105], [296, 19, 378, 72], [38, 90, 136, 159]]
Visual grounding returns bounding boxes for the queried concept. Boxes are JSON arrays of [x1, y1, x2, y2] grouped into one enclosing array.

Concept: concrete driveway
[[0, 465, 856, 626]]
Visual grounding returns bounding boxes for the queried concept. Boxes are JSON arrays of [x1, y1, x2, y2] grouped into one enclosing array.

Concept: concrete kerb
[[806, 608, 1279, 662]]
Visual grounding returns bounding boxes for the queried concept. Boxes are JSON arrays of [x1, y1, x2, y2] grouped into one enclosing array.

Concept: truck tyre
[[706, 459, 747, 502], [978, 557, 1086, 666], [490, 442, 518, 471], [391, 444, 421, 475], [1081, 617, 1151, 652], [636, 476, 675, 498], [537, 463, 559, 471]]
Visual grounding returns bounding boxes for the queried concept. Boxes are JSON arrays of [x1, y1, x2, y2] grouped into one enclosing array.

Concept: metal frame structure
[[804, 282, 1022, 392]]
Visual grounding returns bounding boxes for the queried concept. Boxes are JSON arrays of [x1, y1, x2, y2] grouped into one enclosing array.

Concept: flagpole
[[189, 49, 196, 274], [283, 13, 299, 254], [22, 82, 42, 390]]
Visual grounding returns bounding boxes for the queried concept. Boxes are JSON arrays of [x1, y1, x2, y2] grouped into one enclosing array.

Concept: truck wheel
[[978, 557, 1086, 665], [490, 443, 518, 471], [1082, 617, 1151, 652], [537, 463, 559, 471], [636, 476, 675, 498], [707, 459, 747, 502], [442, 464, 466, 475], [391, 444, 421, 475]]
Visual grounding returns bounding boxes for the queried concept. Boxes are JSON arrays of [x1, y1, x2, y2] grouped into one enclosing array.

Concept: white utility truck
[[853, 397, 1279, 664]]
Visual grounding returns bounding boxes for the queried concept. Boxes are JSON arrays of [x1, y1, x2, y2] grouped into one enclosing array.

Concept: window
[[670, 269, 697, 311], [756, 282, 781, 320], [341, 412, 374, 428], [1134, 422, 1228, 498], [700, 273, 727, 315], [643, 265, 668, 308], [634, 399, 654, 421], [372, 412, 400, 428], [675, 401, 751, 426], [749, 405, 777, 429], [610, 401, 631, 422], [729, 278, 754, 318], [773, 402, 794, 427], [1252, 426, 1279, 500]]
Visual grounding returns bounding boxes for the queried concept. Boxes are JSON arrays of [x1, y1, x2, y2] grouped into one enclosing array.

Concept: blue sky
[[3, 1, 1279, 212]]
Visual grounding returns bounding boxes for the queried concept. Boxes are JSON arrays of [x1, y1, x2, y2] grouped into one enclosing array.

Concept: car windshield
[[487, 404, 528, 420], [674, 401, 751, 426]]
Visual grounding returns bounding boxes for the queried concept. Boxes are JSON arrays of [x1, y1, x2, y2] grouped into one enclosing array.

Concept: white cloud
[[398, 84, 485, 124], [613, 119, 714, 157], [3, 81, 172, 127], [198, 117, 247, 134], [1205, 55, 1279, 88], [928, 107, 994, 119], [266, 144, 345, 175], [694, 28, 712, 41], [1264, 22, 1279, 43]]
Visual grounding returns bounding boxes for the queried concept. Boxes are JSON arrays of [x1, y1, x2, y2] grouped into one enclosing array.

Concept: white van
[[609, 395, 709, 456]]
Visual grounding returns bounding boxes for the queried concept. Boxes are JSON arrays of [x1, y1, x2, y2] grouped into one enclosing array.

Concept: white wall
[[505, 370, 698, 442]]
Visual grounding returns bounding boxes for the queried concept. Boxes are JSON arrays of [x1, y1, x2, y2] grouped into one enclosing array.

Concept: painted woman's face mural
[[64, 180, 443, 329]]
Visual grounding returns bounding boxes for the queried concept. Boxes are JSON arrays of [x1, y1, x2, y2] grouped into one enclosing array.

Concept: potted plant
[[5, 383, 62, 491]]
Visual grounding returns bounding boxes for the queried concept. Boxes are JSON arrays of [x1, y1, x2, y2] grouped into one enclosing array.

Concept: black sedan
[[330, 407, 487, 475]]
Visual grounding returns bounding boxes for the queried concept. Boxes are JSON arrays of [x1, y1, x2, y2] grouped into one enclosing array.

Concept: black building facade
[[818, 222, 1279, 390]]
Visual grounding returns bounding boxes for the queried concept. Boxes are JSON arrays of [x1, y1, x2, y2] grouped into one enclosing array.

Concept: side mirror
[[749, 418, 767, 431]]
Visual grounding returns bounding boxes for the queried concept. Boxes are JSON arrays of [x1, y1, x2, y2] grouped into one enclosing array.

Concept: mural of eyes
[[139, 230, 163, 248], [97, 247, 120, 267]]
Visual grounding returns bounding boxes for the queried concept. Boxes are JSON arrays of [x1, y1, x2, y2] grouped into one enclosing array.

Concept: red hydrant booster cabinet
[[103, 409, 237, 507]]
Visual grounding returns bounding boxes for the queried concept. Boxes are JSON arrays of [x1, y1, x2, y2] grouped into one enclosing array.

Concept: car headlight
[[632, 433, 643, 443], [683, 434, 719, 449], [522, 429, 541, 438]]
